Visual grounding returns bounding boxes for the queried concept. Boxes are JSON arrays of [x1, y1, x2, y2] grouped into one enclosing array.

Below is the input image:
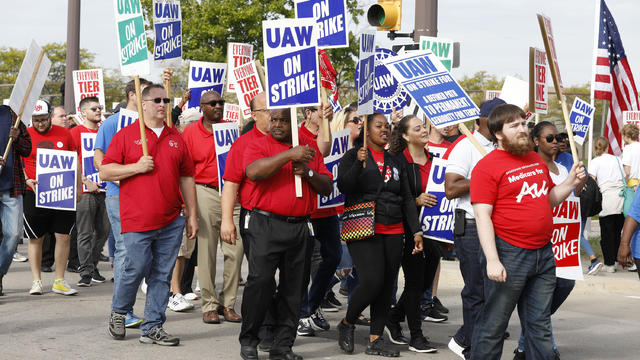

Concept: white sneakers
[[184, 292, 199, 301], [168, 293, 194, 312], [12, 252, 27, 262], [29, 280, 43, 295], [448, 337, 466, 360]]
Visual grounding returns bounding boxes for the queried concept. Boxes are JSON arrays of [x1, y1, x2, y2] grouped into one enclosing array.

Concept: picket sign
[[152, 0, 182, 66], [212, 122, 240, 195], [419, 157, 458, 243], [294, 0, 349, 48], [114, 0, 150, 76], [231, 61, 264, 119], [529, 47, 548, 114], [354, 48, 411, 114], [357, 32, 376, 116], [552, 196, 584, 280], [317, 129, 350, 208], [80, 133, 106, 192], [223, 103, 241, 123], [569, 97, 595, 146], [623, 111, 640, 129], [187, 61, 227, 109], [227, 43, 254, 93], [36, 149, 78, 211], [72, 69, 105, 114]]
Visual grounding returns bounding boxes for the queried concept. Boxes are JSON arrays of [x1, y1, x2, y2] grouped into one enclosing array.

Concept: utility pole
[[64, 0, 80, 112], [414, 0, 437, 41]]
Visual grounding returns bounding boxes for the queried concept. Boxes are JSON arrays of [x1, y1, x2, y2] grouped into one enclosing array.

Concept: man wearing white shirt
[[443, 98, 503, 359], [621, 123, 640, 189]]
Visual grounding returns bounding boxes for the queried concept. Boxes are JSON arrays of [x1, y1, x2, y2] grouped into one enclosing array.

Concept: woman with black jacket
[[336, 113, 423, 357], [386, 115, 440, 353]]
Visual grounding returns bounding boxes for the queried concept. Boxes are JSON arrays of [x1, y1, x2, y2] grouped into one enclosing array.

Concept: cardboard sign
[[419, 157, 458, 243], [114, 0, 150, 76], [112, 102, 120, 111], [355, 48, 410, 114], [623, 111, 640, 128], [500, 76, 529, 110], [226, 43, 254, 93], [569, 97, 594, 146], [551, 197, 583, 280], [8, 40, 52, 126], [73, 69, 105, 113], [223, 103, 241, 123], [419, 36, 454, 71], [318, 129, 350, 208], [485, 90, 501, 101], [187, 61, 227, 109], [231, 61, 264, 119], [382, 50, 479, 129], [262, 19, 320, 108], [537, 14, 565, 101], [357, 31, 376, 115], [294, 0, 348, 48], [152, 0, 182, 65], [36, 149, 77, 211], [213, 122, 240, 194], [529, 47, 548, 114], [117, 108, 138, 132], [80, 133, 106, 192]]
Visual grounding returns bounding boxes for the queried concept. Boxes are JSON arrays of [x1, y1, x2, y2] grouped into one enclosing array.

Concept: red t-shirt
[[300, 123, 337, 219], [181, 117, 228, 187], [368, 146, 402, 234], [403, 147, 431, 192], [25, 125, 77, 185], [243, 134, 332, 217], [470, 150, 555, 249], [222, 127, 265, 210], [102, 121, 195, 233]]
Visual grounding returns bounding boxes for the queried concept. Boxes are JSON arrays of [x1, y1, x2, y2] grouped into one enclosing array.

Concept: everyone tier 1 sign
[[227, 43, 254, 93], [72, 69, 105, 113]]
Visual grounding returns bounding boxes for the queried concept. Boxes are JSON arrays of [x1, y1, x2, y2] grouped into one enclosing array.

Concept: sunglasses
[[89, 105, 103, 111], [203, 100, 225, 107], [143, 97, 171, 104], [544, 134, 564, 143], [348, 116, 363, 124]]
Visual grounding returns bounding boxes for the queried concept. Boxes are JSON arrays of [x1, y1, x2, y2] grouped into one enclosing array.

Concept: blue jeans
[[471, 238, 556, 360], [0, 192, 22, 276], [107, 229, 115, 259], [112, 216, 185, 333], [579, 217, 595, 257], [106, 196, 126, 306], [517, 277, 575, 351]]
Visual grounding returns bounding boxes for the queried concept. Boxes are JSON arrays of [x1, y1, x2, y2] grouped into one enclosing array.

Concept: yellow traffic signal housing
[[367, 0, 402, 31]]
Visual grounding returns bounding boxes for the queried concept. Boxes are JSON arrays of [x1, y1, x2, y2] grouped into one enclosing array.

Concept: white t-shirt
[[549, 161, 569, 186], [621, 141, 640, 179], [445, 131, 496, 218], [150, 126, 165, 137], [588, 153, 625, 187]]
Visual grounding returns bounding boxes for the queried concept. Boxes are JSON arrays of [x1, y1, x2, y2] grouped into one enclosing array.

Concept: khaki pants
[[196, 185, 244, 312]]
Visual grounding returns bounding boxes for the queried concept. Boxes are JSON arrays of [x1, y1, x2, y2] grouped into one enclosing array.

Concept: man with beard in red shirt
[[469, 104, 586, 359]]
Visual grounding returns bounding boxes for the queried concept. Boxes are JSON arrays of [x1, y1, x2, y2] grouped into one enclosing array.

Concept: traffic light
[[367, 0, 402, 31]]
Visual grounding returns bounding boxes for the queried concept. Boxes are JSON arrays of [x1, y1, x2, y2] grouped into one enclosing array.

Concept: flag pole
[[588, 0, 601, 164]]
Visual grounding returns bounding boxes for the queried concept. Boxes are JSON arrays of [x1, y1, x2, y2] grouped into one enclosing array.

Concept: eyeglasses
[[544, 134, 564, 143], [347, 116, 362, 124], [32, 118, 49, 123], [202, 100, 225, 107], [252, 109, 269, 113], [143, 97, 171, 104], [89, 105, 103, 111]]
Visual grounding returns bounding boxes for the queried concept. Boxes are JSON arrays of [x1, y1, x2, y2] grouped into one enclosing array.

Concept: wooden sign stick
[[254, 60, 267, 91], [2, 49, 46, 162], [320, 87, 331, 143], [290, 107, 302, 197], [134, 75, 149, 156], [164, 68, 173, 128]]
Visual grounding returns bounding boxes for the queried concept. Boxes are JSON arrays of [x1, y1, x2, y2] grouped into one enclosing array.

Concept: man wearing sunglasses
[[182, 90, 245, 325], [102, 84, 197, 346], [70, 96, 110, 287]]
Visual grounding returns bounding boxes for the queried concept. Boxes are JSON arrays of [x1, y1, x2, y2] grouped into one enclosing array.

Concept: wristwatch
[[307, 169, 314, 179]]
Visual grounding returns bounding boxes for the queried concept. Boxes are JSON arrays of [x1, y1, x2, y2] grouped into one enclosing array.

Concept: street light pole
[[414, 0, 437, 41], [64, 0, 80, 112]]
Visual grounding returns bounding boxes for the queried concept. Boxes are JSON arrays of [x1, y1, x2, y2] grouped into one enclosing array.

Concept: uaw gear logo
[[516, 180, 549, 203], [168, 140, 178, 149], [355, 48, 410, 114]]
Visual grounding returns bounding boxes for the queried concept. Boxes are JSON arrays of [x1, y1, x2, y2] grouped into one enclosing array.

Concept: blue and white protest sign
[[114, 0, 150, 76], [36, 149, 77, 211], [569, 97, 594, 146], [357, 31, 375, 115], [382, 50, 479, 128], [318, 129, 350, 208], [213, 122, 240, 195], [262, 18, 320, 109], [355, 48, 410, 114], [419, 157, 458, 243], [116, 108, 138, 132], [294, 0, 348, 48], [80, 133, 106, 192], [152, 0, 182, 66], [188, 61, 227, 109]]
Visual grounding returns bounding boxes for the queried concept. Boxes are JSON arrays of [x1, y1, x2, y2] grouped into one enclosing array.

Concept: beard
[[502, 133, 534, 156]]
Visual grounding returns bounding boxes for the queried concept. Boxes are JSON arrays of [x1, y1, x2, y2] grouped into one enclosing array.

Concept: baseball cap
[[32, 100, 50, 116], [479, 97, 506, 118]]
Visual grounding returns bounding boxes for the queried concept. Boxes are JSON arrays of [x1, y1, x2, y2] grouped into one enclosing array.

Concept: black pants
[[180, 238, 198, 295], [599, 213, 624, 266], [239, 211, 310, 352], [346, 233, 403, 336]]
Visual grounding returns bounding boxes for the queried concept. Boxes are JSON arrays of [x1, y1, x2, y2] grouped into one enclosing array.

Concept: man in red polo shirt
[[101, 84, 197, 346], [239, 108, 333, 360], [181, 90, 244, 325]]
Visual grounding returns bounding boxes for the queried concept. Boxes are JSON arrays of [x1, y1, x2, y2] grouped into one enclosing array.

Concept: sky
[[1, 0, 639, 89]]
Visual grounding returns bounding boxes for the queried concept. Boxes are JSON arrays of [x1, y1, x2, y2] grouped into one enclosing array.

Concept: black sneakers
[[365, 337, 399, 357], [296, 318, 315, 336], [337, 320, 355, 353], [139, 326, 180, 346], [422, 303, 448, 322], [92, 270, 106, 283], [513, 348, 525, 360], [409, 336, 437, 353], [108, 310, 126, 340], [309, 309, 330, 331], [384, 321, 409, 345], [432, 296, 449, 314], [77, 275, 92, 287], [325, 290, 342, 308]]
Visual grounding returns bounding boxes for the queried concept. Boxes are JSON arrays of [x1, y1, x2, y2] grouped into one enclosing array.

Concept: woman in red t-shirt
[[336, 113, 423, 357]]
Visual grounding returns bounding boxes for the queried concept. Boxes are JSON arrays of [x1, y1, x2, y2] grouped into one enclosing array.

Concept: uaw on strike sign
[[318, 129, 350, 209], [213, 122, 239, 195], [551, 196, 583, 280], [419, 157, 458, 243], [36, 149, 77, 211], [152, 0, 182, 65]]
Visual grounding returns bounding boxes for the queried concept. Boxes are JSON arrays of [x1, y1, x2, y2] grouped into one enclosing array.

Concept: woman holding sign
[[336, 113, 423, 357]]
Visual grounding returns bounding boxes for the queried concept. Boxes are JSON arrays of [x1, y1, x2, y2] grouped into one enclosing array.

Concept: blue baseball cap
[[480, 97, 506, 118]]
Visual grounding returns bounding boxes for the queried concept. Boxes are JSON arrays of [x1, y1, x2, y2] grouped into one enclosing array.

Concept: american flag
[[592, 0, 639, 155]]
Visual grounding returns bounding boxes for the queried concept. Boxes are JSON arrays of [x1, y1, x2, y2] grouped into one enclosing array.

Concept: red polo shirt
[[222, 127, 266, 209], [299, 123, 338, 219], [70, 124, 98, 172], [243, 133, 332, 217], [25, 125, 76, 184], [102, 121, 194, 233], [181, 117, 228, 187]]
